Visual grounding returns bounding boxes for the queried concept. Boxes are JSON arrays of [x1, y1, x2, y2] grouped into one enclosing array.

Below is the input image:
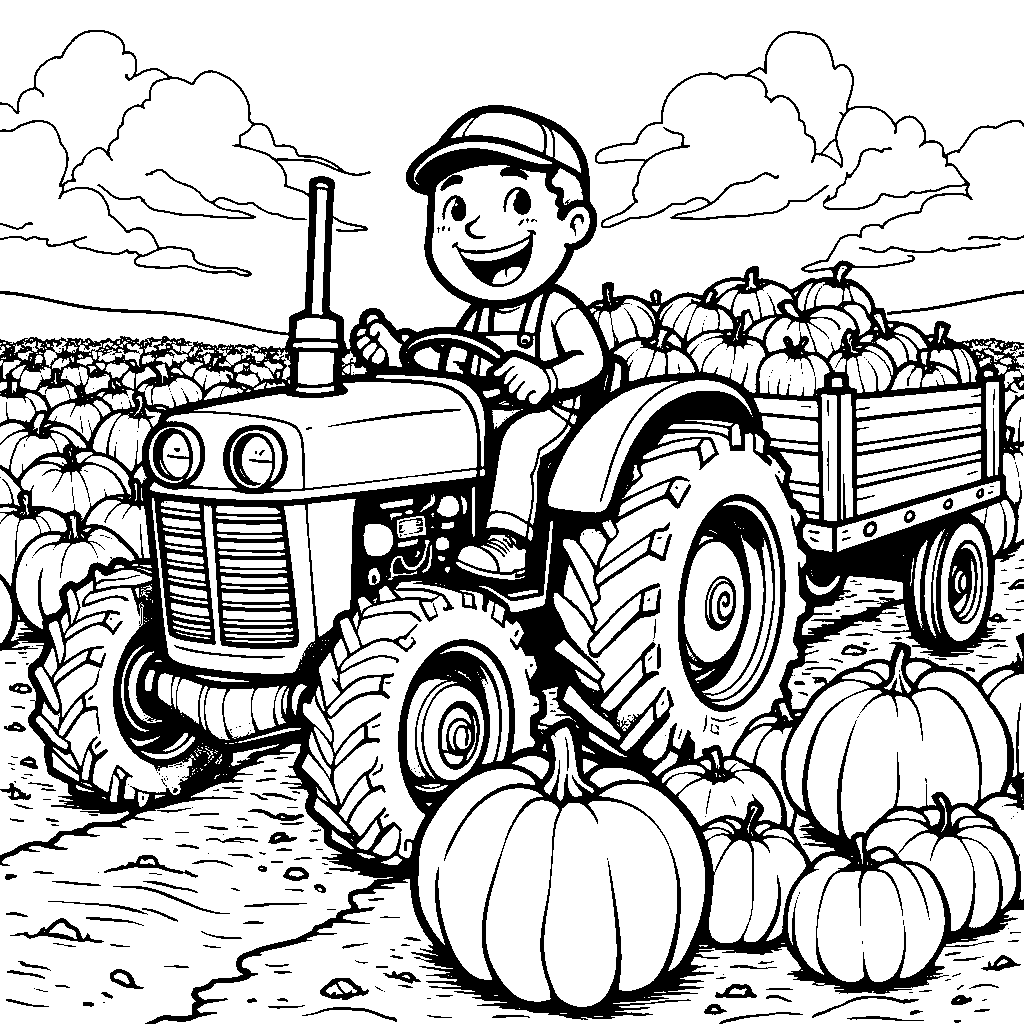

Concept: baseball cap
[[407, 105, 589, 194]]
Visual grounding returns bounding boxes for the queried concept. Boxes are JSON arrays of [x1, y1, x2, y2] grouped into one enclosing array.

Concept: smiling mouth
[[457, 235, 533, 287]]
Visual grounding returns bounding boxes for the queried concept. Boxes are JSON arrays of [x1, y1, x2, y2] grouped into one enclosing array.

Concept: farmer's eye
[[505, 188, 531, 216], [443, 196, 467, 222]]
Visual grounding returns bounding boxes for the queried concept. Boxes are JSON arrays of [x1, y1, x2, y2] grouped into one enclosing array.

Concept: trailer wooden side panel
[[755, 397, 821, 515]]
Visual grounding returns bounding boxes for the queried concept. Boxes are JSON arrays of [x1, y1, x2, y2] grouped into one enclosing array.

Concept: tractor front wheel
[[299, 584, 539, 874]]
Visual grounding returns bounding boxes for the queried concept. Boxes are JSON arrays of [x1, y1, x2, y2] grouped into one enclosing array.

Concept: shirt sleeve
[[547, 302, 607, 394]]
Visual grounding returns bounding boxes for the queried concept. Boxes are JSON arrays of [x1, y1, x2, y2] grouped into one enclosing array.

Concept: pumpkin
[[702, 800, 808, 947], [21, 446, 130, 517], [192, 360, 231, 391], [92, 395, 164, 472], [40, 379, 76, 409], [98, 378, 136, 412], [12, 354, 50, 392], [204, 381, 251, 400], [866, 792, 1019, 932], [13, 511, 135, 630], [975, 497, 1018, 558], [86, 475, 149, 560], [794, 260, 875, 313], [0, 490, 66, 585], [0, 464, 21, 507], [732, 697, 802, 825], [750, 299, 859, 357], [81, 367, 112, 395], [141, 366, 203, 409], [687, 312, 766, 391], [784, 833, 948, 985], [49, 386, 113, 440], [119, 363, 158, 391], [926, 321, 977, 383], [711, 266, 792, 322], [0, 375, 46, 423], [658, 286, 734, 344], [784, 644, 1012, 838], [861, 308, 927, 367], [980, 635, 1024, 778], [613, 325, 697, 382], [589, 282, 658, 348], [757, 337, 830, 397], [827, 329, 895, 393], [0, 412, 87, 478], [978, 777, 1024, 882], [660, 745, 786, 827], [891, 348, 960, 390], [1002, 429, 1024, 550], [838, 300, 873, 337], [1008, 394, 1024, 444], [413, 724, 710, 1008]]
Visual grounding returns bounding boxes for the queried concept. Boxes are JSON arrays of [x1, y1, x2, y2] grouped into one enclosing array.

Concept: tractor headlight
[[147, 424, 204, 486], [224, 427, 287, 491]]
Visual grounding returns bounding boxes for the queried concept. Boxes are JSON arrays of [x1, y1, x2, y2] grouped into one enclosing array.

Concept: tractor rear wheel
[[299, 583, 539, 874], [555, 422, 806, 769], [30, 563, 227, 807]]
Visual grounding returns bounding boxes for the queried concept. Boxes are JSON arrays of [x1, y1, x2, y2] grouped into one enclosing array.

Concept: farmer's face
[[426, 163, 588, 305]]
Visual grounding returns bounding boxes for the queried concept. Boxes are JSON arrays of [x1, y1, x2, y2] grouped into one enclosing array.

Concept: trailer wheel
[[555, 422, 806, 767], [801, 564, 848, 606], [30, 563, 226, 807], [299, 584, 539, 874], [906, 518, 993, 650]]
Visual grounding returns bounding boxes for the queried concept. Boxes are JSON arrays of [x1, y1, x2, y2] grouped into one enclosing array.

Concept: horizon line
[[891, 288, 1024, 316], [0, 290, 289, 337]]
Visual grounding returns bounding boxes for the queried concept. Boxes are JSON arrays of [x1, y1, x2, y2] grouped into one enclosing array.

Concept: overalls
[[468, 292, 579, 542]]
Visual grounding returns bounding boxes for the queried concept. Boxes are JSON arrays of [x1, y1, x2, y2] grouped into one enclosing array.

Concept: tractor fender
[[548, 376, 761, 514]]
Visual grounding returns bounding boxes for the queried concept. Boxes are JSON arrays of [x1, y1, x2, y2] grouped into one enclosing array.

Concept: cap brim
[[408, 138, 561, 193]]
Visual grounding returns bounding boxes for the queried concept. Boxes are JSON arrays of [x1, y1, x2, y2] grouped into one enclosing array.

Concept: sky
[[0, 0, 1019, 336]]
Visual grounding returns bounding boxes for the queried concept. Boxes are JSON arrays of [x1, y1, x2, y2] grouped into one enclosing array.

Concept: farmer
[[353, 106, 606, 580]]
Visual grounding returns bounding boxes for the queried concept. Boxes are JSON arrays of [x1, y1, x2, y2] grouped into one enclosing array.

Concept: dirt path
[[4, 554, 1024, 1022]]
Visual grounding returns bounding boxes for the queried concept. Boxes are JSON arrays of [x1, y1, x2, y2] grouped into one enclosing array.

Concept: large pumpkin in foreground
[[414, 724, 710, 1009], [980, 635, 1024, 777], [785, 834, 948, 986], [784, 644, 1012, 838]]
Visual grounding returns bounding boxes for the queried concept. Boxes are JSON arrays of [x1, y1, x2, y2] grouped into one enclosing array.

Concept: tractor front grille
[[155, 499, 298, 649]]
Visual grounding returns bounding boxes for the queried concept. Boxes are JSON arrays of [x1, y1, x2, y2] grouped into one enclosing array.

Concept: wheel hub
[[685, 540, 746, 666], [406, 674, 487, 787]]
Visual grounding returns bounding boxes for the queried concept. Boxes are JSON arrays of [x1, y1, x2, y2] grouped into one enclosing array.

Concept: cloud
[[134, 246, 249, 276], [596, 122, 681, 165], [0, 31, 165, 182], [0, 120, 156, 256], [752, 32, 853, 154], [599, 72, 841, 225], [808, 120, 1024, 269], [826, 107, 965, 210]]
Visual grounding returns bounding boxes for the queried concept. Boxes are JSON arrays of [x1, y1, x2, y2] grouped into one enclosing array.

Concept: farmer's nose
[[464, 215, 485, 240]]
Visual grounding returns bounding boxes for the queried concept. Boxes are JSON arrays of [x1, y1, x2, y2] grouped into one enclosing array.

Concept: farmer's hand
[[495, 355, 556, 405], [352, 309, 403, 368]]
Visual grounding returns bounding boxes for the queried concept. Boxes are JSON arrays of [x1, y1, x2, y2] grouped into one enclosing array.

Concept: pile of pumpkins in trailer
[[413, 643, 1024, 1009], [589, 261, 1024, 562], [0, 337, 288, 643]]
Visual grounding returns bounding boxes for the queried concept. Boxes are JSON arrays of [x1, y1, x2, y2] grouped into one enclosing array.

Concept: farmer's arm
[[546, 305, 607, 394]]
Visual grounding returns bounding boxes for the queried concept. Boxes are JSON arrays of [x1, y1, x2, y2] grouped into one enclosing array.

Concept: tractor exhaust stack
[[287, 176, 345, 394]]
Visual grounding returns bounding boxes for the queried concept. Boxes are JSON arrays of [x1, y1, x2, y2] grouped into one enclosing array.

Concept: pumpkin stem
[[772, 697, 796, 725], [703, 744, 727, 780], [73, 384, 86, 401], [540, 723, 596, 803], [919, 348, 933, 368], [130, 476, 145, 505], [130, 393, 146, 418], [16, 489, 32, 517], [783, 335, 808, 358], [650, 289, 662, 307], [873, 309, 890, 336], [932, 791, 953, 835], [853, 832, 869, 866], [840, 329, 858, 357], [833, 261, 852, 284], [743, 266, 760, 291], [741, 799, 764, 834], [885, 644, 916, 696], [778, 299, 801, 320], [702, 285, 718, 305], [602, 282, 615, 310], [933, 321, 951, 347], [29, 409, 47, 436], [65, 510, 82, 542]]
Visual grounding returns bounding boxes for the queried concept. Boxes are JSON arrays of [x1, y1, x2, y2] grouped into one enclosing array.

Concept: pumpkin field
[[4, 256, 1024, 1022]]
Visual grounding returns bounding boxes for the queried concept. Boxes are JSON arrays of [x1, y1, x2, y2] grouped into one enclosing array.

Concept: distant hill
[[893, 290, 1024, 345], [0, 291, 288, 347]]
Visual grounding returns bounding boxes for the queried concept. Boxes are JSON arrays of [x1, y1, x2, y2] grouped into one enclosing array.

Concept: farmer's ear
[[563, 201, 596, 249]]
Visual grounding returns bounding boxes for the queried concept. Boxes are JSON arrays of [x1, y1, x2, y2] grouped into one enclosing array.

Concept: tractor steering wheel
[[400, 330, 506, 381]]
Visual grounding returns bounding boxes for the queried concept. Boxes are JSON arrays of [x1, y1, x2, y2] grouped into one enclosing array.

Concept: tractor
[[31, 178, 806, 872]]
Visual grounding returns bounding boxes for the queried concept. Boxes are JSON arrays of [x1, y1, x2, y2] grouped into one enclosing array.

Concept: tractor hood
[[154, 374, 486, 498]]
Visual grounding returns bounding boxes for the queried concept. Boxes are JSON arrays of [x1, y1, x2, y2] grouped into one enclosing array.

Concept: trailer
[[754, 369, 1004, 648]]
